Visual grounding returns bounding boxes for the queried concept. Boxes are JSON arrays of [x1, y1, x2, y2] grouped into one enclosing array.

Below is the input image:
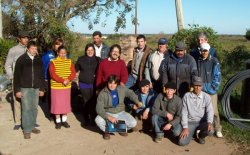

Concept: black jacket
[[14, 52, 45, 93], [75, 55, 101, 84]]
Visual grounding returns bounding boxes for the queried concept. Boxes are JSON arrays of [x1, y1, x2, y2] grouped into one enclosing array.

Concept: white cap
[[200, 43, 210, 51]]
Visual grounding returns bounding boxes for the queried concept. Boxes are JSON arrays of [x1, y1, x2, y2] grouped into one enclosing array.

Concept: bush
[[245, 29, 250, 40], [0, 39, 16, 74]]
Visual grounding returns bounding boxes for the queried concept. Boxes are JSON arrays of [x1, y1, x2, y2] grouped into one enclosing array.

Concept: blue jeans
[[152, 114, 182, 137], [125, 74, 137, 89], [21, 88, 39, 133], [178, 122, 214, 146], [95, 111, 137, 132]]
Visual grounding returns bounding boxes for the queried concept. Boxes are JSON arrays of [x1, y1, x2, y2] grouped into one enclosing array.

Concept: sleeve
[[169, 98, 182, 126], [96, 91, 108, 119], [49, 62, 64, 83], [4, 49, 14, 79], [39, 59, 45, 91], [161, 59, 168, 86], [146, 91, 157, 111], [96, 61, 103, 88], [206, 95, 214, 123], [189, 56, 198, 77], [211, 61, 221, 91], [41, 53, 49, 80], [13, 58, 22, 93], [151, 94, 166, 117], [75, 58, 81, 72], [181, 94, 189, 128], [144, 54, 152, 83], [120, 60, 128, 84], [125, 87, 140, 103], [68, 62, 76, 81]]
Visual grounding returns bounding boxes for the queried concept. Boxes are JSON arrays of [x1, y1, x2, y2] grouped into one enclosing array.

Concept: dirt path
[[0, 92, 237, 155]]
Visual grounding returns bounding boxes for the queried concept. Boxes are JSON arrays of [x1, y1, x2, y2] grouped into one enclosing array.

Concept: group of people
[[5, 30, 222, 146]]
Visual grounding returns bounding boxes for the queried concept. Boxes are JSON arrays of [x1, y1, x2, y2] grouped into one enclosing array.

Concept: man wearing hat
[[145, 38, 172, 93], [92, 31, 110, 59], [197, 43, 223, 138], [179, 76, 214, 146], [151, 82, 182, 143], [131, 79, 157, 132], [126, 34, 152, 90], [4, 30, 29, 130], [162, 41, 197, 98]]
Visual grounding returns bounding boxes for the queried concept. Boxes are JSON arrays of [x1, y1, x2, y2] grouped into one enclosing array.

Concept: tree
[[1, 0, 134, 50]]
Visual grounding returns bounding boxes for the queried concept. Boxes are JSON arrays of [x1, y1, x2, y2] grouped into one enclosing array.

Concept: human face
[[158, 44, 167, 53], [108, 81, 118, 91], [198, 37, 208, 45], [165, 88, 176, 99], [137, 38, 146, 49], [19, 37, 29, 46], [86, 47, 95, 57], [140, 85, 150, 94], [175, 50, 185, 58], [57, 49, 67, 59], [52, 42, 63, 52], [110, 47, 120, 60], [193, 85, 202, 95], [201, 49, 209, 59], [27, 45, 37, 56], [93, 35, 102, 47]]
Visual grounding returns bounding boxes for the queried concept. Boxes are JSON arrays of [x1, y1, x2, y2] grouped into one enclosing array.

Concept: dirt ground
[[0, 92, 238, 155]]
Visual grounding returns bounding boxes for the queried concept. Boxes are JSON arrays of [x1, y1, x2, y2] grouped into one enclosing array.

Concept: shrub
[[245, 29, 250, 40], [0, 39, 16, 74]]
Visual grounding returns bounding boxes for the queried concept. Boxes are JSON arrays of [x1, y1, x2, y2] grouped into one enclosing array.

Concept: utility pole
[[175, 0, 184, 31], [134, 0, 138, 35], [0, 0, 2, 38]]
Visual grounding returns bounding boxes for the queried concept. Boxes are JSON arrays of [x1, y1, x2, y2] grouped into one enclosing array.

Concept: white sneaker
[[216, 131, 223, 138]]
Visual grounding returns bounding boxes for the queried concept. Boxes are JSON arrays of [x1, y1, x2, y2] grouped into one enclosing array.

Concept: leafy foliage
[[245, 29, 250, 40], [0, 39, 16, 74]]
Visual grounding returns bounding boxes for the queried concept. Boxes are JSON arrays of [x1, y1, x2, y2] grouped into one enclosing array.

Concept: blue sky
[[67, 0, 250, 35]]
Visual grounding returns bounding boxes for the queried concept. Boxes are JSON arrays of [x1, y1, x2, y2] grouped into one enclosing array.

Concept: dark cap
[[18, 31, 29, 38], [164, 82, 177, 90], [139, 79, 150, 88], [92, 31, 102, 37], [192, 76, 203, 86], [158, 38, 168, 44], [175, 41, 186, 50]]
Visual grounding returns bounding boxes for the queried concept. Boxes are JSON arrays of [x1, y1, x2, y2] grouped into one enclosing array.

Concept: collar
[[108, 57, 119, 61], [94, 43, 103, 49], [190, 91, 203, 99], [27, 52, 35, 60]]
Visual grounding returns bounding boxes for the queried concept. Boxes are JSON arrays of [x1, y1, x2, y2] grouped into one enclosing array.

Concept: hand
[[166, 112, 173, 121], [120, 82, 125, 86], [63, 79, 69, 86], [16, 92, 22, 98], [137, 102, 143, 108], [179, 128, 189, 139], [39, 91, 45, 97], [142, 110, 149, 120], [163, 123, 172, 131], [208, 122, 213, 132], [132, 104, 138, 110], [107, 116, 118, 124]]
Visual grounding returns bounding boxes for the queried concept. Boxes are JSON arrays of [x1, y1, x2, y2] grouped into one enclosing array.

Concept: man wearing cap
[[162, 41, 197, 98], [92, 31, 110, 59], [179, 76, 214, 146], [151, 82, 182, 143], [130, 79, 157, 132], [145, 38, 172, 93], [126, 35, 152, 90], [5, 31, 29, 130], [190, 32, 219, 61], [197, 43, 223, 138]]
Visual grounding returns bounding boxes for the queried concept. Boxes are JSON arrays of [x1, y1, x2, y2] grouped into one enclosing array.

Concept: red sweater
[[96, 58, 128, 88]]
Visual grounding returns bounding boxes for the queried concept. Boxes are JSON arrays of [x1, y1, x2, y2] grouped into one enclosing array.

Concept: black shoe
[[55, 123, 61, 129], [198, 137, 205, 144], [61, 122, 70, 128], [13, 125, 21, 130], [32, 128, 41, 134], [103, 132, 110, 140], [35, 124, 40, 127]]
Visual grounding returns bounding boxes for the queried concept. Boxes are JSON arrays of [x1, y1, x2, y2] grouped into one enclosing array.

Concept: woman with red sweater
[[96, 44, 128, 89], [49, 46, 76, 129]]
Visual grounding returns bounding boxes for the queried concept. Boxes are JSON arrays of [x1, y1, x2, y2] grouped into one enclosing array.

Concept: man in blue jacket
[[197, 43, 223, 138]]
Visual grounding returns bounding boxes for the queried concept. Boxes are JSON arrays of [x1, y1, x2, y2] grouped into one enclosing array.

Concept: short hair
[[197, 32, 208, 40], [136, 34, 146, 41], [84, 43, 95, 53], [53, 38, 64, 46], [107, 75, 120, 84], [57, 45, 67, 53], [92, 31, 102, 37], [27, 41, 37, 49], [109, 44, 121, 57]]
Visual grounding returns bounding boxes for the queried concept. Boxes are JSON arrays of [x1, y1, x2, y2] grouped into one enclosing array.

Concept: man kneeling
[[95, 75, 141, 140], [151, 82, 182, 143]]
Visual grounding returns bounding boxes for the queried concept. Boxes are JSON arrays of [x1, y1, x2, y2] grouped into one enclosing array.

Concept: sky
[[67, 0, 250, 35]]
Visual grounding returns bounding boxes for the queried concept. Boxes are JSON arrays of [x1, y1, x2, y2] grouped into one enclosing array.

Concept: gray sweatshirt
[[181, 91, 214, 128], [4, 43, 26, 79]]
